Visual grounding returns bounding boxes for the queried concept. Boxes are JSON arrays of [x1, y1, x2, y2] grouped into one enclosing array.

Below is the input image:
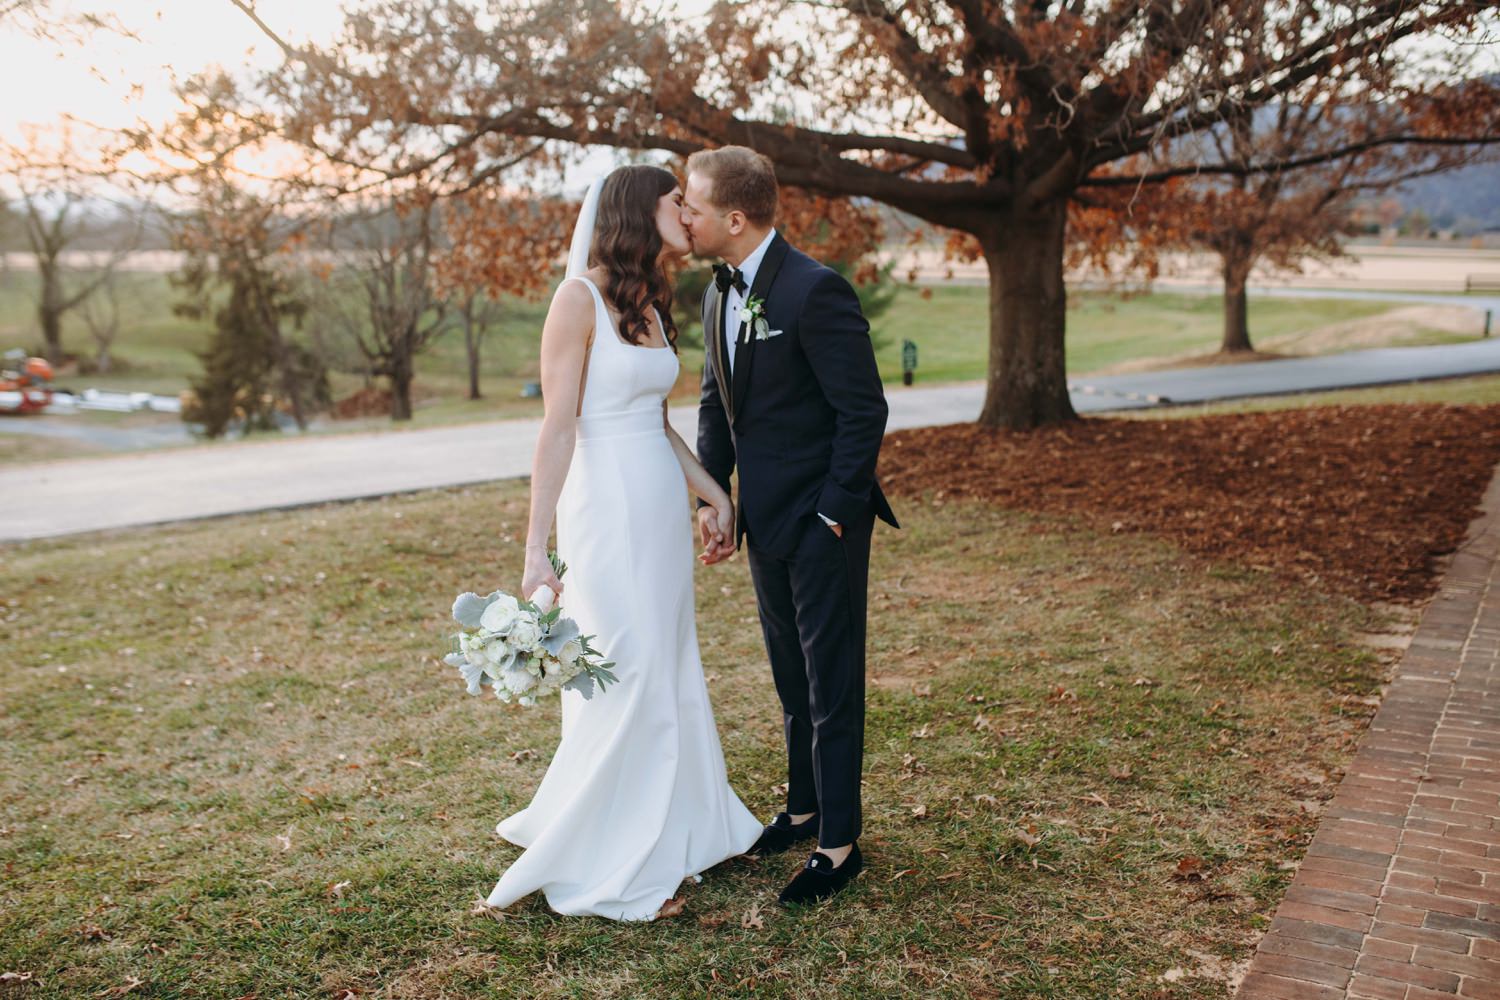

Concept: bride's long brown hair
[[591, 164, 680, 351]]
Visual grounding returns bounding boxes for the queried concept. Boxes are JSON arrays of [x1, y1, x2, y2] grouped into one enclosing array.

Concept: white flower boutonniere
[[740, 295, 780, 344]]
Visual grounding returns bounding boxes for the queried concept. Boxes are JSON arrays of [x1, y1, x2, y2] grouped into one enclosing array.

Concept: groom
[[682, 146, 899, 906]]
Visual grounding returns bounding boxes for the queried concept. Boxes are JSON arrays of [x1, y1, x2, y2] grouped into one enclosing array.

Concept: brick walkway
[[1237, 467, 1500, 999]]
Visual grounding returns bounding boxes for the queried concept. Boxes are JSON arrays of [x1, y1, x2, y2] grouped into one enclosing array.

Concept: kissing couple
[[483, 146, 899, 920]]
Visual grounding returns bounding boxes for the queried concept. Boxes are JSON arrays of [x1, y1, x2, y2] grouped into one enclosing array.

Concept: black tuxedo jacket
[[697, 232, 898, 560]]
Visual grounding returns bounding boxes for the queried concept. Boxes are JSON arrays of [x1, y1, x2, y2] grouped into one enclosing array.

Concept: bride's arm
[[522, 280, 594, 600], [663, 404, 735, 561]]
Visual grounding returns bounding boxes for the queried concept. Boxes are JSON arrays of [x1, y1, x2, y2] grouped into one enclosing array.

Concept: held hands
[[522, 546, 564, 603], [698, 503, 736, 565]]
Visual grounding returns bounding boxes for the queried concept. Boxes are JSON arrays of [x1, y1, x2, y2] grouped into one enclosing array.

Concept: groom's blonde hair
[[686, 146, 778, 227]]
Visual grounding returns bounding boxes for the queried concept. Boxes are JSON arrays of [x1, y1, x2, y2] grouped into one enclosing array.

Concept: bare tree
[[78, 268, 130, 373], [15, 181, 141, 366], [319, 190, 451, 421]]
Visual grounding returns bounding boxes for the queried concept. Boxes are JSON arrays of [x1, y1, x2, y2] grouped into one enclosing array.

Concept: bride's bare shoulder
[[547, 278, 595, 329]]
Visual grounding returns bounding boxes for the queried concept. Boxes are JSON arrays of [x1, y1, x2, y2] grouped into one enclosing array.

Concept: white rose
[[501, 661, 538, 694], [558, 638, 583, 668], [508, 618, 542, 651], [479, 594, 521, 633], [482, 639, 516, 671]]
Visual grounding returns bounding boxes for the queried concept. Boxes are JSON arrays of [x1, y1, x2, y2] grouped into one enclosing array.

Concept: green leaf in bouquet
[[540, 607, 562, 626], [540, 617, 580, 655], [451, 592, 489, 629], [548, 551, 568, 578], [591, 662, 619, 692], [563, 671, 595, 700]]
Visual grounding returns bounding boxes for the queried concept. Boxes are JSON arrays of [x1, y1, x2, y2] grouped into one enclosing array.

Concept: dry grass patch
[[0, 477, 1401, 998]]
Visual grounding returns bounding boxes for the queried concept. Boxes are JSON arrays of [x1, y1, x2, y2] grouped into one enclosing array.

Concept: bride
[[483, 165, 762, 920]]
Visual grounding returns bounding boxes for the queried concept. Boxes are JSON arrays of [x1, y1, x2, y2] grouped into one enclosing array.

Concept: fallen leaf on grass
[[1159, 968, 1186, 983], [1, 972, 35, 983], [1014, 824, 1041, 848], [274, 830, 292, 853], [910, 804, 928, 819], [656, 897, 686, 920], [1107, 764, 1134, 780], [326, 880, 351, 899], [508, 749, 536, 763], [973, 794, 999, 809], [1173, 857, 1205, 881], [886, 868, 917, 882], [911, 725, 931, 739], [741, 902, 765, 930], [95, 978, 144, 998]]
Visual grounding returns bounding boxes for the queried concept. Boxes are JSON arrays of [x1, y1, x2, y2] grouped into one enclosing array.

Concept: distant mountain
[[1396, 157, 1500, 232]]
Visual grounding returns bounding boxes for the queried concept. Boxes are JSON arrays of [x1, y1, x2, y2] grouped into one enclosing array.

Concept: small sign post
[[901, 339, 918, 386]]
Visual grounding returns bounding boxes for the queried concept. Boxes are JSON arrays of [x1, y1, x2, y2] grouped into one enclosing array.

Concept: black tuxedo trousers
[[746, 506, 874, 848]]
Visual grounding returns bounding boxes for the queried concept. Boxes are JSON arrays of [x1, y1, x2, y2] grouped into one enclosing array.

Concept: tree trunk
[[1220, 241, 1255, 354], [975, 198, 1076, 430], [38, 300, 63, 366], [390, 352, 414, 421], [464, 317, 482, 400], [278, 341, 309, 431], [94, 343, 112, 374]]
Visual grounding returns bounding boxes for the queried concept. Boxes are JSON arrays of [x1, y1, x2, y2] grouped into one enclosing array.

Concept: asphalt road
[[3, 335, 1498, 542]]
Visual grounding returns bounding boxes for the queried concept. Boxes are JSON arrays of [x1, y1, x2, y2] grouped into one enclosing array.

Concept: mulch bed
[[878, 403, 1500, 603]]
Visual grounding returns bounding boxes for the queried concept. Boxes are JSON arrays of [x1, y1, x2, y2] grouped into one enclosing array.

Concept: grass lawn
[[3, 268, 1473, 442], [2, 472, 1395, 997]]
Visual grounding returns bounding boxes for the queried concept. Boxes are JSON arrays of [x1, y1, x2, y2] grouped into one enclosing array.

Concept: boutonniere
[[740, 295, 781, 344]]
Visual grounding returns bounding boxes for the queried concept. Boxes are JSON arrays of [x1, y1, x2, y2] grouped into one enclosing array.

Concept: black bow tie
[[713, 263, 747, 295]]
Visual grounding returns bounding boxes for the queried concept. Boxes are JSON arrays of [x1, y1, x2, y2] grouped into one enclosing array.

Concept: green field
[[1, 465, 1394, 997], [1, 270, 1473, 435]]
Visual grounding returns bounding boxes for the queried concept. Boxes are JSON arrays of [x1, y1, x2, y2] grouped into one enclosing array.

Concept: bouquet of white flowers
[[444, 555, 617, 706]]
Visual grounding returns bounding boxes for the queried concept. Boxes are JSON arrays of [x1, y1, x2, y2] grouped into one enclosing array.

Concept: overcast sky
[[0, 0, 725, 192], [0, 2, 343, 147]]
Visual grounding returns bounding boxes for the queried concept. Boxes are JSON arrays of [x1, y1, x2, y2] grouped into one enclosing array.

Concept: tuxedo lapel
[[706, 281, 733, 421], [729, 233, 789, 422]]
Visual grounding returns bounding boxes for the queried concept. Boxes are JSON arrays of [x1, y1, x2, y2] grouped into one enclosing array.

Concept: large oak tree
[[233, 0, 1499, 428]]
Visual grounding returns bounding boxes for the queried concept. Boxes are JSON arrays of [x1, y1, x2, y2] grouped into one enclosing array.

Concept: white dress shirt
[[723, 228, 777, 376]]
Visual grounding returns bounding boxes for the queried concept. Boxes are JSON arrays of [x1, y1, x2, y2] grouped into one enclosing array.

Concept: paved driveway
[[4, 336, 1498, 542]]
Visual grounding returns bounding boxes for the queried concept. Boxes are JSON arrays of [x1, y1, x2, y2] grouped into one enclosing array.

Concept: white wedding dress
[[485, 275, 762, 920]]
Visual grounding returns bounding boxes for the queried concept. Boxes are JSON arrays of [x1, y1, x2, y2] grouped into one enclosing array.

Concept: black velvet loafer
[[777, 843, 863, 906], [745, 812, 818, 857]]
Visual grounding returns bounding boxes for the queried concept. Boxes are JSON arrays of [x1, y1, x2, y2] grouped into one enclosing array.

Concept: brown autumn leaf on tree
[[432, 188, 575, 400], [1073, 78, 1500, 354], [222, 0, 1500, 430]]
